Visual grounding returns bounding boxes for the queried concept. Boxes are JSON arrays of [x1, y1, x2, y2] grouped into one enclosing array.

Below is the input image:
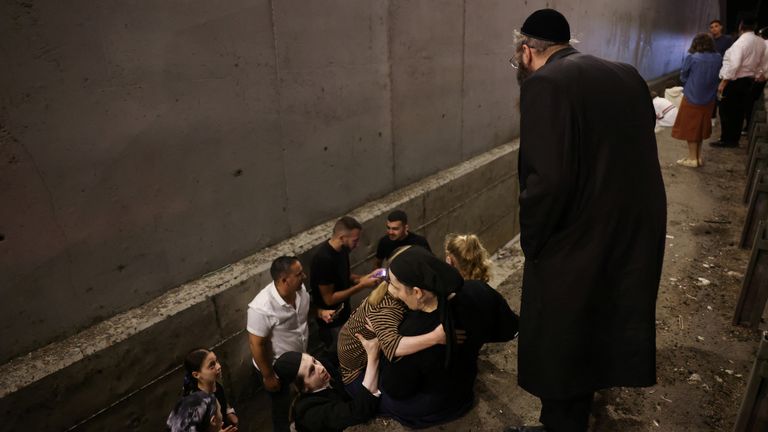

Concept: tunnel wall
[[0, 0, 720, 429], [0, 0, 719, 365], [1, 0, 717, 374]]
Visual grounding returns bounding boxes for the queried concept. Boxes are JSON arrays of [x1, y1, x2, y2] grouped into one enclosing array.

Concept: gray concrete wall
[[0, 0, 719, 365], [0, 141, 519, 431]]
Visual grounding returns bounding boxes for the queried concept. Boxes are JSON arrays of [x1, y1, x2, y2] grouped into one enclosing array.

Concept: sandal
[[676, 158, 699, 168]]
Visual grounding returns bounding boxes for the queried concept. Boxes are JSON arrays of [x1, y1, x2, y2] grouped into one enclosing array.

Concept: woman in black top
[[273, 333, 381, 432], [379, 246, 519, 428]]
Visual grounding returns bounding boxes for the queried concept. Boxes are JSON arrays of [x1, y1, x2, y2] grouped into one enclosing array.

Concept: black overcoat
[[517, 47, 667, 399]]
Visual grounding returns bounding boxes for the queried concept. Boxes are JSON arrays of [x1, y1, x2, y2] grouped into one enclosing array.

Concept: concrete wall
[[0, 141, 520, 431], [0, 0, 719, 365]]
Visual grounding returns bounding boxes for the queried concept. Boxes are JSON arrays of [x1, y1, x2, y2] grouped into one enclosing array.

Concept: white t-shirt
[[246, 281, 310, 369]]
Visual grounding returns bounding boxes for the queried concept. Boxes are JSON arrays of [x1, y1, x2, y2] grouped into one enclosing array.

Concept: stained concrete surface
[[1, 0, 720, 365]]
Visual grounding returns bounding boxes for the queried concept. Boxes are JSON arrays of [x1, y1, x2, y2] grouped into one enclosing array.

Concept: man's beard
[[517, 63, 533, 86]]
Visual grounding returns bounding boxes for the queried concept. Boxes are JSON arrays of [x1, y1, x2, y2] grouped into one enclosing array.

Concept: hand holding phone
[[371, 268, 388, 279]]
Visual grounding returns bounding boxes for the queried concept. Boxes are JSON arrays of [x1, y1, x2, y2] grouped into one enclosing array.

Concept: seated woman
[[274, 333, 381, 432], [166, 391, 224, 432], [338, 246, 446, 396], [379, 245, 519, 428]]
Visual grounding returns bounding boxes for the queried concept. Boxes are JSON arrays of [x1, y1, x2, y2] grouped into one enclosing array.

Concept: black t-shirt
[[375, 232, 432, 261], [310, 241, 352, 328], [213, 384, 234, 427]]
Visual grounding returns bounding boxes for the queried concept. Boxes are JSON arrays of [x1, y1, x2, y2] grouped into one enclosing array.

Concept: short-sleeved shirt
[[375, 232, 432, 262], [338, 291, 406, 384], [246, 281, 310, 368], [310, 241, 351, 328]]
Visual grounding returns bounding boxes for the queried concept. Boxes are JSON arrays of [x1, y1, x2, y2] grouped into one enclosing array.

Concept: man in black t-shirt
[[374, 210, 432, 267], [310, 216, 378, 361]]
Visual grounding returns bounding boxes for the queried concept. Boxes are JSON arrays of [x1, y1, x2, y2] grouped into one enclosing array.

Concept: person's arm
[[518, 75, 578, 260], [679, 55, 692, 84], [394, 325, 446, 357], [357, 334, 380, 393], [317, 274, 378, 306], [248, 333, 281, 392], [719, 40, 738, 84]]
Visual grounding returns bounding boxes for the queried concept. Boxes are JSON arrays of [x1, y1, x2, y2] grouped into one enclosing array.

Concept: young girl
[[183, 348, 238, 431]]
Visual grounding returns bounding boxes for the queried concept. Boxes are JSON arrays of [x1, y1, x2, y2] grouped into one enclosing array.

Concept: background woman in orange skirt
[[672, 33, 723, 167]]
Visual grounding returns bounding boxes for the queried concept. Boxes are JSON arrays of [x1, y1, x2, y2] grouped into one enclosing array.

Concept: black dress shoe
[[503, 426, 548, 432], [710, 140, 738, 148]]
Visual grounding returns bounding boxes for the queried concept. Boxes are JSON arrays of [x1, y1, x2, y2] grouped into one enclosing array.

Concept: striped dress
[[338, 291, 406, 384]]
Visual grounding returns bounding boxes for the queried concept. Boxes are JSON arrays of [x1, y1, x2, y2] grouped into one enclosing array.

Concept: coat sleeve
[[518, 75, 578, 259], [484, 288, 519, 343], [295, 390, 379, 431]]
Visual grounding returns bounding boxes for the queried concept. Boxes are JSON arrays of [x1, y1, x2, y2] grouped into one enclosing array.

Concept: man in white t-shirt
[[247, 256, 333, 431]]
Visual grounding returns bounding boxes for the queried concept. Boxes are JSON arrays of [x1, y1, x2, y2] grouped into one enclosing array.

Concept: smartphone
[[372, 268, 388, 279], [330, 303, 345, 319]]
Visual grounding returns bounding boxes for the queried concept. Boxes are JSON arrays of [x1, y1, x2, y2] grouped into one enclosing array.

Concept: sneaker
[[676, 158, 699, 167]]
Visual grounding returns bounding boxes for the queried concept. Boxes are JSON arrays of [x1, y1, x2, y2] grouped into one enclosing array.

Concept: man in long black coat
[[508, 9, 667, 432]]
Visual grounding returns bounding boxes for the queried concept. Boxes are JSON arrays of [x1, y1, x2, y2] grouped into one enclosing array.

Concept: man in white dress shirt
[[713, 15, 765, 147], [247, 256, 333, 431]]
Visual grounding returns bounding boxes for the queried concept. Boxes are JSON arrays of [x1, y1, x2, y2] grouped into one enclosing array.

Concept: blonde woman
[[337, 246, 446, 396], [444, 233, 492, 282]]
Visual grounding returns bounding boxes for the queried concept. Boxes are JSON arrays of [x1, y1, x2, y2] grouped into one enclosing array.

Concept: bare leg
[[687, 141, 698, 162], [695, 141, 703, 166]]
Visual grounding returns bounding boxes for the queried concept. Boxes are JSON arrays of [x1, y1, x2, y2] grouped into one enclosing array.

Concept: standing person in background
[[712, 15, 765, 148], [373, 210, 432, 268], [310, 216, 379, 366], [709, 19, 734, 125], [710, 19, 733, 57], [247, 256, 334, 432], [672, 33, 722, 168], [509, 9, 666, 432]]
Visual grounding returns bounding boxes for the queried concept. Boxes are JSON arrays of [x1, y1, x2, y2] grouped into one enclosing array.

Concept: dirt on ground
[[349, 126, 763, 432]]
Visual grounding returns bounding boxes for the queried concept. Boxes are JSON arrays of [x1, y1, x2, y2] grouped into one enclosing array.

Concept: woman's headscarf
[[389, 246, 463, 368]]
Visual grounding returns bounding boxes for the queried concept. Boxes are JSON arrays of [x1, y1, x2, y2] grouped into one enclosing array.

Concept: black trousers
[[719, 77, 754, 144], [539, 392, 594, 432], [254, 368, 293, 432], [745, 81, 767, 132]]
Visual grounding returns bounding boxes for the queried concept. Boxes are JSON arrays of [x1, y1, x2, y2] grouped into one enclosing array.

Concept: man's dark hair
[[270, 256, 300, 281], [740, 14, 757, 31], [689, 33, 716, 54], [333, 216, 362, 234], [387, 210, 408, 224], [710, 19, 722, 26]]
